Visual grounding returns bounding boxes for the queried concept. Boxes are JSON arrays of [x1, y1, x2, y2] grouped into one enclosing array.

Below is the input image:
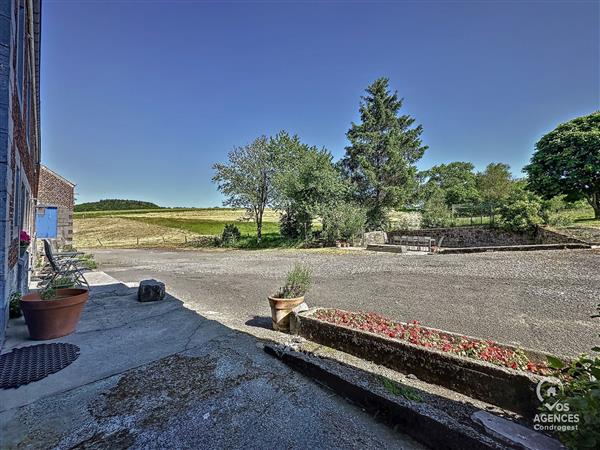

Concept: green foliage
[[378, 376, 422, 402], [40, 287, 57, 300], [321, 203, 367, 244], [51, 276, 76, 289], [420, 162, 479, 207], [421, 188, 453, 228], [279, 209, 312, 240], [212, 136, 276, 242], [270, 131, 347, 238], [525, 112, 600, 220], [77, 253, 98, 270], [543, 305, 600, 449], [75, 199, 160, 212], [498, 190, 543, 231], [276, 264, 312, 299], [9, 292, 22, 319], [476, 163, 514, 206], [342, 78, 427, 230], [221, 224, 241, 245]]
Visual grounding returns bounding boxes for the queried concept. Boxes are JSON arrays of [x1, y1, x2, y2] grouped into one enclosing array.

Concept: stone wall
[[388, 226, 583, 248], [0, 0, 41, 347]]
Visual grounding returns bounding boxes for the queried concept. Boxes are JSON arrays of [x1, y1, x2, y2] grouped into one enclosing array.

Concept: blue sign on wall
[[36, 207, 58, 238]]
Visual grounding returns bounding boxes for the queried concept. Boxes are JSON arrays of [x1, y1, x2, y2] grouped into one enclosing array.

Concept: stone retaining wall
[[293, 308, 553, 417], [388, 226, 583, 248]]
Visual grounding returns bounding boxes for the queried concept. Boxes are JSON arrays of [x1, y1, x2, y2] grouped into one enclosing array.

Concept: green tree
[[524, 112, 600, 219], [476, 163, 514, 206], [421, 187, 453, 228], [271, 131, 347, 238], [420, 162, 479, 207], [212, 136, 275, 242], [342, 78, 427, 230]]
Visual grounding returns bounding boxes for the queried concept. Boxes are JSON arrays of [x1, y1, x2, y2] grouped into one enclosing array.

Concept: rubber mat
[[0, 343, 80, 389]]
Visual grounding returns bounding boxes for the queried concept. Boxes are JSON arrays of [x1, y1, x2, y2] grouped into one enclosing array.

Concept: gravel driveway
[[89, 248, 600, 358]]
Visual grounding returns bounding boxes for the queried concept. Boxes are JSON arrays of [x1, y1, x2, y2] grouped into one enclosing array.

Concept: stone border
[[292, 308, 561, 417], [438, 242, 590, 254], [264, 344, 511, 450]]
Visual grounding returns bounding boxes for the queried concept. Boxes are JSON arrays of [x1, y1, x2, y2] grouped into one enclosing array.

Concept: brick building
[[0, 1, 42, 345], [37, 165, 75, 247]]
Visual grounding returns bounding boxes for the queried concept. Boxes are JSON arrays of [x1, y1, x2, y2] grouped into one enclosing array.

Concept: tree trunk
[[587, 192, 600, 220]]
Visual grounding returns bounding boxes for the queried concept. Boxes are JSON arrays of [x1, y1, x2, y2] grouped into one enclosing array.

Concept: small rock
[[292, 336, 305, 344], [203, 413, 210, 420], [137, 279, 166, 302], [406, 374, 418, 380]]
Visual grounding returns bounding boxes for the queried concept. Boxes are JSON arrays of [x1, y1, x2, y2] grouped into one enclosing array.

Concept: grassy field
[[74, 205, 600, 249], [74, 208, 283, 248]]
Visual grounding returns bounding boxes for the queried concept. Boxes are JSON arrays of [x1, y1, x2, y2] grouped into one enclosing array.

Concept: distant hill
[[74, 199, 161, 212]]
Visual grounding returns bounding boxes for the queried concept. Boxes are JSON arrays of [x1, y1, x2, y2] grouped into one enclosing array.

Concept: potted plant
[[268, 264, 311, 332], [20, 278, 89, 340], [19, 230, 31, 257]]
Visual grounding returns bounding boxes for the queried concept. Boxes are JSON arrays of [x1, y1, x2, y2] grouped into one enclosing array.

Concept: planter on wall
[[20, 288, 89, 340], [292, 308, 558, 417]]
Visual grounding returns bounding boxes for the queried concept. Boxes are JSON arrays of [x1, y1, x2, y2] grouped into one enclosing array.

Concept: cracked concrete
[[0, 272, 425, 449]]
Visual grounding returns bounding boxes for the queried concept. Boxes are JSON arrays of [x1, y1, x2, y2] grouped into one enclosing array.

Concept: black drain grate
[[0, 343, 80, 389]]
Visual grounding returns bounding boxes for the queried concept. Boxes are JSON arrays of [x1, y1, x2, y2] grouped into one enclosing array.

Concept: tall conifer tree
[[342, 78, 427, 230]]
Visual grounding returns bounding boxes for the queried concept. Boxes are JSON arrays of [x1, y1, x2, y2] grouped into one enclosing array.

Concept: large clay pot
[[268, 296, 305, 332], [20, 288, 89, 340]]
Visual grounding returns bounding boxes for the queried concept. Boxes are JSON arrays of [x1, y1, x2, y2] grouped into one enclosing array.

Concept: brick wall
[[37, 166, 74, 246], [38, 166, 74, 209]]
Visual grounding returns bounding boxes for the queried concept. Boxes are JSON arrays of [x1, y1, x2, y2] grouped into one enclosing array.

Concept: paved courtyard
[[90, 247, 600, 358]]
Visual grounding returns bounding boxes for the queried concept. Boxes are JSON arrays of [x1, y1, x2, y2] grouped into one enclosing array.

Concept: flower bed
[[315, 309, 551, 376], [293, 308, 561, 416]]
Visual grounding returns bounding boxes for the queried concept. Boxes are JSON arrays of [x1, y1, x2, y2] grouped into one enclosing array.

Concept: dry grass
[[74, 217, 203, 248]]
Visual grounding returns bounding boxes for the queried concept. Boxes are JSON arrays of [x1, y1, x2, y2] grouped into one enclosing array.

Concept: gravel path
[[89, 247, 600, 358]]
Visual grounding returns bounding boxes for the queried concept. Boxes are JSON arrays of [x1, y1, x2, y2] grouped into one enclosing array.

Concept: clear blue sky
[[41, 0, 599, 207]]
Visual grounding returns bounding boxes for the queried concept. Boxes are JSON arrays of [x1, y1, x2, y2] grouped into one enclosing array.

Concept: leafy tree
[[271, 131, 347, 238], [74, 199, 160, 212], [342, 78, 427, 230], [212, 136, 275, 242], [420, 162, 479, 207], [476, 163, 514, 206], [421, 187, 453, 228], [524, 112, 600, 219], [497, 187, 543, 231], [321, 203, 367, 244]]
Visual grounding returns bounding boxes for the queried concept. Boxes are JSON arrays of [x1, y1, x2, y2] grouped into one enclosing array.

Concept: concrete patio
[[0, 272, 423, 449]]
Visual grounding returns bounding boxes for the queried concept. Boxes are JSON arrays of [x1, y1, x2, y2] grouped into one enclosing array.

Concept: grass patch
[[77, 253, 98, 269], [377, 376, 423, 402]]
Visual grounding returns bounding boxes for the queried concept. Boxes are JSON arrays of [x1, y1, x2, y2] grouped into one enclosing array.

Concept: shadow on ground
[[0, 273, 424, 449], [244, 315, 272, 330]]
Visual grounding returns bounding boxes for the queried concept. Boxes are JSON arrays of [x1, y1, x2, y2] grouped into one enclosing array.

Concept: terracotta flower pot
[[20, 288, 89, 340], [268, 296, 305, 332]]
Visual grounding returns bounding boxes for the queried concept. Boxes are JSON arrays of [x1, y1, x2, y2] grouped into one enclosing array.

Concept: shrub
[[279, 209, 312, 240], [275, 264, 312, 299], [498, 196, 543, 231], [78, 253, 98, 270], [421, 189, 453, 228], [221, 224, 241, 245], [321, 204, 366, 244], [544, 304, 600, 449], [9, 292, 22, 318]]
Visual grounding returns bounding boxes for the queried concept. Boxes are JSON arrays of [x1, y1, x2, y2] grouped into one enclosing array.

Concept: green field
[[126, 217, 281, 236]]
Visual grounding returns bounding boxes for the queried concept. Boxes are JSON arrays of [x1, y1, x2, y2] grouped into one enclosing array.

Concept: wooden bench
[[391, 235, 435, 252]]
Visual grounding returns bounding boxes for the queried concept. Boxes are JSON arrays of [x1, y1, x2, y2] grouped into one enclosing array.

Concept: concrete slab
[[0, 271, 425, 449]]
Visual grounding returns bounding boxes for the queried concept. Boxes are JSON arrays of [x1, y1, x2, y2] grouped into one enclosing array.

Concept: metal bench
[[391, 235, 435, 252]]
